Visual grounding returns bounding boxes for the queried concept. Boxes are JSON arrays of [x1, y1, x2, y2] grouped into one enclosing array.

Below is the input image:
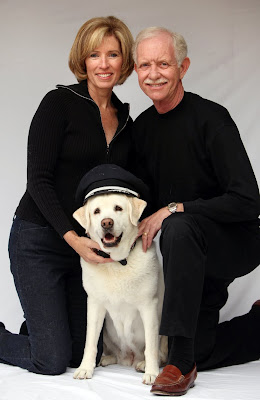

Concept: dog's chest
[[88, 273, 141, 304], [105, 302, 145, 349], [83, 262, 145, 303]]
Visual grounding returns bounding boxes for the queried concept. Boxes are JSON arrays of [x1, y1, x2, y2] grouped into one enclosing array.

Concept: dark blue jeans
[[0, 216, 102, 375]]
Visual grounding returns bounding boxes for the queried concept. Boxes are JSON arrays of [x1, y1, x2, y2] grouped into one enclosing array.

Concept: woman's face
[[85, 35, 123, 93]]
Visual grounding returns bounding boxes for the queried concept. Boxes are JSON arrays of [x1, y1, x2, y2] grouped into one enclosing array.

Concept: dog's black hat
[[75, 164, 150, 206]]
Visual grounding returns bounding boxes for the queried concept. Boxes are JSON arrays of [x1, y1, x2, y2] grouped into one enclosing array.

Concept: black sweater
[[133, 92, 260, 224], [16, 80, 133, 237]]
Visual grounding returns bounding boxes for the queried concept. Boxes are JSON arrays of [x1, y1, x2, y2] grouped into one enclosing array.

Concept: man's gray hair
[[133, 26, 188, 67]]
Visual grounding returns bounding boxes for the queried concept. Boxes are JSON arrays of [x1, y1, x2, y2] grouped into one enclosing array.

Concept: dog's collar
[[119, 240, 137, 265], [97, 250, 127, 265], [88, 235, 136, 266]]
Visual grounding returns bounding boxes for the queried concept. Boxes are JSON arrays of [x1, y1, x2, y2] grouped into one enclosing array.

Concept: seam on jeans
[[14, 220, 23, 309], [10, 218, 22, 275]]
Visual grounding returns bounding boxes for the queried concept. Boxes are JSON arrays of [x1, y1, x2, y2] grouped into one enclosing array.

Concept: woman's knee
[[29, 331, 72, 375], [31, 347, 72, 375]]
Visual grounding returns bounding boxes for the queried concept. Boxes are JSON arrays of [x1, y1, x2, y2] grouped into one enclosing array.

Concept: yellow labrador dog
[[73, 186, 167, 384]]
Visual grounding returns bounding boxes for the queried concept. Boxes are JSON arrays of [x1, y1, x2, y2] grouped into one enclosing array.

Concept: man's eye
[[139, 63, 149, 70], [160, 62, 168, 68], [94, 208, 100, 214], [115, 205, 123, 211]]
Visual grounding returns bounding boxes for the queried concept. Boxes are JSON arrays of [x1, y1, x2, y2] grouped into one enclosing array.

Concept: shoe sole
[[151, 383, 195, 396]]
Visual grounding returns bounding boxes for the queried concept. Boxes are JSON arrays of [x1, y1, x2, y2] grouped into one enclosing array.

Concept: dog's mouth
[[101, 232, 123, 248]]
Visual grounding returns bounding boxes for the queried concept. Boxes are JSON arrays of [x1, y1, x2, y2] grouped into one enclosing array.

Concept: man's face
[[135, 33, 188, 106]]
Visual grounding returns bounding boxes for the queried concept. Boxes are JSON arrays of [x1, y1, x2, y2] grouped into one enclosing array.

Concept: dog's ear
[[73, 205, 90, 232], [128, 197, 147, 226]]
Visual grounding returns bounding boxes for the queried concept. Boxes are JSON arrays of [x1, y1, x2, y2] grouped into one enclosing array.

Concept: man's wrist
[[177, 203, 184, 212], [166, 202, 184, 213], [167, 202, 178, 213]]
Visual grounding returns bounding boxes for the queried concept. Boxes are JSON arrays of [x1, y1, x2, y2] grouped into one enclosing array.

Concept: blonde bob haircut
[[133, 26, 188, 67], [69, 16, 134, 84]]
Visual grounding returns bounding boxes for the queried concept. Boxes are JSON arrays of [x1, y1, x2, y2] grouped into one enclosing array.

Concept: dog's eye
[[115, 205, 123, 212], [94, 208, 100, 214]]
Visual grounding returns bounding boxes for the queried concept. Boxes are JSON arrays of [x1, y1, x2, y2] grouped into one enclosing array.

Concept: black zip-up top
[[16, 80, 133, 236]]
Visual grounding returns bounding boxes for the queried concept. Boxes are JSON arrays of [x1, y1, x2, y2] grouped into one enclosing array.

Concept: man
[[132, 27, 260, 396]]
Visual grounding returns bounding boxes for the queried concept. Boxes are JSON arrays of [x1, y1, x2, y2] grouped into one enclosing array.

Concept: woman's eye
[[109, 53, 119, 58], [115, 205, 122, 211], [90, 53, 98, 58], [94, 208, 100, 214]]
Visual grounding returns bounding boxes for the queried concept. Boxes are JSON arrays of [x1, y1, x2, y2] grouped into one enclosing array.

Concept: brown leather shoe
[[150, 364, 197, 396], [253, 300, 260, 307]]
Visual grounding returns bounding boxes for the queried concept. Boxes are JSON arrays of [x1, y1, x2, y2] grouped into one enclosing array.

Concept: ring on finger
[[142, 232, 148, 236]]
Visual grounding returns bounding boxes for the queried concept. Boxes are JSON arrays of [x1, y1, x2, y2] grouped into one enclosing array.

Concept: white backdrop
[[0, 0, 259, 332]]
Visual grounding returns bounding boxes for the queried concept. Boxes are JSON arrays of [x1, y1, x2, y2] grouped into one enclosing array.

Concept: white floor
[[1, 361, 260, 400]]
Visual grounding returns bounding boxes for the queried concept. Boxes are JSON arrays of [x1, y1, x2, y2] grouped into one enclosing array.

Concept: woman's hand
[[63, 230, 113, 264]]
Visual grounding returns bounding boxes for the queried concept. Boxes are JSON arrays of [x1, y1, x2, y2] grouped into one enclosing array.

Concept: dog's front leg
[[73, 298, 106, 380], [138, 300, 160, 385]]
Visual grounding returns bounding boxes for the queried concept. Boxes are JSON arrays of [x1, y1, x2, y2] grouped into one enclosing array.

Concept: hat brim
[[84, 185, 139, 204]]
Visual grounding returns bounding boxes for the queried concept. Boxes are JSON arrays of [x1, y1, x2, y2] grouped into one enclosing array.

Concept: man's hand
[[138, 203, 184, 252], [138, 207, 171, 252]]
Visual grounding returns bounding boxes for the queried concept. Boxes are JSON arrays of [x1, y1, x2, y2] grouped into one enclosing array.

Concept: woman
[[0, 16, 134, 375]]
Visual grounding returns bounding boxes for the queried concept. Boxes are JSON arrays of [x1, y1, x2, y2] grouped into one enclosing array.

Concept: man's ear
[[73, 204, 90, 232], [180, 57, 190, 80], [128, 197, 147, 226], [134, 63, 138, 72]]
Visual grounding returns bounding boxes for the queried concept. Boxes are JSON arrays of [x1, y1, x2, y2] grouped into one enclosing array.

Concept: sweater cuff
[[183, 200, 201, 214]]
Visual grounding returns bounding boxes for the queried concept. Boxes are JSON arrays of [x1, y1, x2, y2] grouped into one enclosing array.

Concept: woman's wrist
[[63, 230, 80, 249]]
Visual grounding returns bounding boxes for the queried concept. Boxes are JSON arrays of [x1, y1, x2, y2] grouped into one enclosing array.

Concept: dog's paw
[[135, 360, 146, 373], [100, 355, 117, 367], [142, 371, 159, 385], [73, 367, 94, 380]]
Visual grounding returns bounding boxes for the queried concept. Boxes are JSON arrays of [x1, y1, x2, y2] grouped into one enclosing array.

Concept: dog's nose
[[101, 218, 114, 230]]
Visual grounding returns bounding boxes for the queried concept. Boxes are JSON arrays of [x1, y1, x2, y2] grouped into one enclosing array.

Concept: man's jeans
[[0, 216, 102, 375]]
